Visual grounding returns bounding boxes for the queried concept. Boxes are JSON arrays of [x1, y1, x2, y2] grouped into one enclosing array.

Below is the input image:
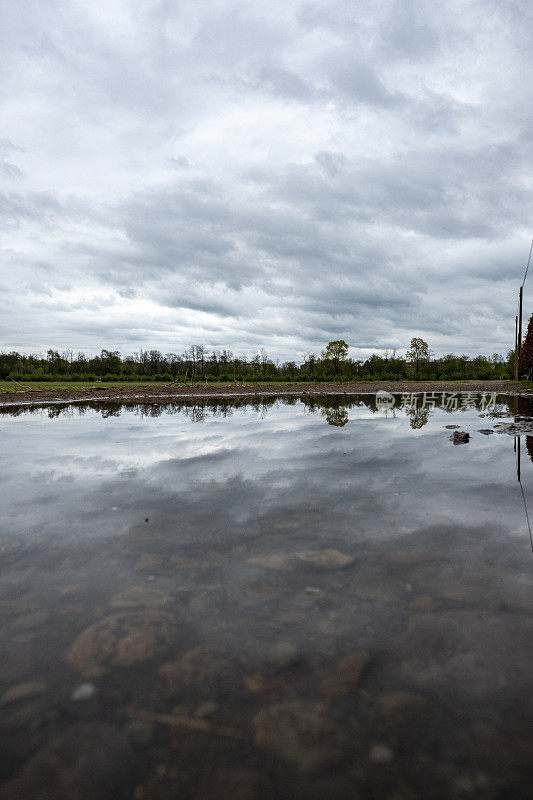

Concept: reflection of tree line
[[0, 392, 520, 428], [304, 393, 517, 428]]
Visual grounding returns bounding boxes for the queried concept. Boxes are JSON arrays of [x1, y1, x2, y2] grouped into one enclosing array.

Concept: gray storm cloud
[[1, 0, 532, 359]]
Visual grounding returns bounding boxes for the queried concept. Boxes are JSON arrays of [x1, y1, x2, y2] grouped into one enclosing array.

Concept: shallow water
[[1, 392, 533, 799]]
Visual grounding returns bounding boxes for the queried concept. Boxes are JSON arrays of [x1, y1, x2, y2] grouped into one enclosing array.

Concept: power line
[[522, 236, 533, 287]]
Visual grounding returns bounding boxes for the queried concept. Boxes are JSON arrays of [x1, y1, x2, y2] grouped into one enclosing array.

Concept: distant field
[[0, 378, 528, 396], [0, 380, 286, 393], [0, 380, 156, 393]]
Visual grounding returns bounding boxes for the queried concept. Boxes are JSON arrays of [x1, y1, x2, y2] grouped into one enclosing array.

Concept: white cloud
[[1, 0, 532, 359]]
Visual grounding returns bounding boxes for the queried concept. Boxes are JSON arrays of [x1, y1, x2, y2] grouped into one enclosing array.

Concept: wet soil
[[0, 379, 527, 407]]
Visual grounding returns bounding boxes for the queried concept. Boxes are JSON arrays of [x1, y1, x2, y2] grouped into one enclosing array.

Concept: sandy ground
[[0, 380, 528, 406]]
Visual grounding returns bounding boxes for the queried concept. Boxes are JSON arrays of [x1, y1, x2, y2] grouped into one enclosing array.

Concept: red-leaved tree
[[519, 314, 533, 377]]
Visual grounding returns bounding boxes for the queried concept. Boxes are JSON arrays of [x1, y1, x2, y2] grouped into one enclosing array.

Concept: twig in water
[[126, 708, 245, 740]]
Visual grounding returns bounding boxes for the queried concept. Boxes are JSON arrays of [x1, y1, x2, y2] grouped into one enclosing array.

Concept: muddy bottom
[[1, 392, 533, 799]]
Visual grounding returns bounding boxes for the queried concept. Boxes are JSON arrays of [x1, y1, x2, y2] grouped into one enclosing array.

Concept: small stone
[[147, 575, 156, 582], [254, 700, 349, 772], [444, 425, 461, 429], [71, 683, 96, 702], [1, 681, 47, 706], [319, 653, 370, 698], [247, 554, 292, 571], [245, 671, 285, 694], [478, 429, 494, 435], [267, 641, 300, 669], [195, 701, 219, 719], [369, 743, 394, 763], [305, 586, 322, 595], [296, 549, 355, 569]]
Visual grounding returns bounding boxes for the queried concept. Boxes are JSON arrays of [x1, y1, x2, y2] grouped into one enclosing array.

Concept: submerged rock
[[450, 431, 470, 445], [368, 742, 394, 763], [254, 700, 350, 772], [247, 554, 293, 571], [0, 722, 134, 800], [1, 681, 47, 706], [319, 652, 370, 698], [159, 646, 227, 688], [66, 611, 176, 678], [245, 670, 286, 694], [296, 549, 355, 569], [266, 641, 301, 670]]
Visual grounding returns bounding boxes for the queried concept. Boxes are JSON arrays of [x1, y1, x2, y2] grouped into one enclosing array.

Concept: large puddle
[[1, 392, 533, 798]]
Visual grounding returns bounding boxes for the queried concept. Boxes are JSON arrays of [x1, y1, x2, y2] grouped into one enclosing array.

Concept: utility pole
[[517, 238, 533, 380], [515, 314, 519, 380], [518, 285, 523, 379]]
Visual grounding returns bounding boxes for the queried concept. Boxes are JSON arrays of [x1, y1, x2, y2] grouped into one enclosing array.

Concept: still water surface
[[1, 393, 533, 799]]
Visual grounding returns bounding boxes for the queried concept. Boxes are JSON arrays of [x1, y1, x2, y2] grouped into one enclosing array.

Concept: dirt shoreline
[[0, 380, 529, 407]]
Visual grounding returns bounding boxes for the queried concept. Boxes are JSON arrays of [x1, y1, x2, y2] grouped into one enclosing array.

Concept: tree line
[[0, 338, 513, 383]]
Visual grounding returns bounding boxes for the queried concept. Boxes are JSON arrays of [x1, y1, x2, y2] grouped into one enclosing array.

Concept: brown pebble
[[319, 653, 370, 698]]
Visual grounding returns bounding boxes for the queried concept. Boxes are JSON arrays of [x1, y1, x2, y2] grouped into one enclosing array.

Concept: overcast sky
[[1, 0, 533, 361]]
